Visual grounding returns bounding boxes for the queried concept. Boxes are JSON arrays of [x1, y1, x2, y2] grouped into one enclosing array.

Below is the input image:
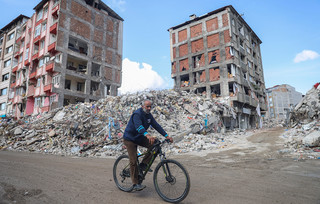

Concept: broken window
[[104, 85, 111, 96], [229, 82, 239, 96], [239, 39, 244, 48], [243, 72, 247, 80], [195, 87, 206, 96], [192, 54, 204, 68], [91, 63, 100, 77], [210, 55, 217, 64], [229, 47, 234, 56], [209, 67, 220, 81], [180, 75, 189, 87], [240, 54, 245, 63], [210, 84, 221, 98], [65, 79, 71, 90], [2, 73, 9, 81], [68, 36, 88, 55], [91, 81, 100, 95], [77, 82, 85, 92], [227, 64, 237, 78]]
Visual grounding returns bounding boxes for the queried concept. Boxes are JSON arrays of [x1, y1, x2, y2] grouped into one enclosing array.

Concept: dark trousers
[[123, 137, 153, 184]]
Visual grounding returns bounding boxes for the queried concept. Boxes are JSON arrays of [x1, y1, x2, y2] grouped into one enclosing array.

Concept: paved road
[[0, 128, 320, 204]]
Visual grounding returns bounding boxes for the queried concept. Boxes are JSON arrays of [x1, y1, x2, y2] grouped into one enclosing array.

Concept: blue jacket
[[123, 107, 167, 144]]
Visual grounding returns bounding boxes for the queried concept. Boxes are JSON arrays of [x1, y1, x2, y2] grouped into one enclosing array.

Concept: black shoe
[[139, 163, 153, 172], [132, 184, 146, 191]]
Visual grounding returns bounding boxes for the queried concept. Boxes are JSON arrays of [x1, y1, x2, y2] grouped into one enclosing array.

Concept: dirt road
[[1, 127, 320, 204]]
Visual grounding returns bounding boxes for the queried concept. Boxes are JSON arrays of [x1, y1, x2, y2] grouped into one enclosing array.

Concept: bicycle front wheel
[[153, 159, 190, 203], [113, 155, 133, 192]]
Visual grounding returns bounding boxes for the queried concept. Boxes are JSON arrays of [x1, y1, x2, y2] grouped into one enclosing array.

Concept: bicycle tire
[[113, 155, 133, 192], [153, 159, 190, 203]]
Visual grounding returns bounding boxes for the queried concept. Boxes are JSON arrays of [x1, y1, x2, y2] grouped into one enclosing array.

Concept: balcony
[[14, 51, 20, 58], [13, 95, 23, 104], [29, 71, 36, 79], [32, 52, 39, 61], [34, 35, 41, 45], [27, 85, 35, 97], [44, 84, 52, 92], [48, 42, 56, 53], [12, 66, 18, 73], [50, 22, 57, 35], [52, 4, 59, 18], [24, 59, 30, 66], [10, 82, 16, 88], [45, 61, 54, 72], [41, 106, 50, 113]]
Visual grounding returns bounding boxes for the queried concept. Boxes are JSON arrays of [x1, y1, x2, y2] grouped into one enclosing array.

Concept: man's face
[[142, 101, 152, 114]]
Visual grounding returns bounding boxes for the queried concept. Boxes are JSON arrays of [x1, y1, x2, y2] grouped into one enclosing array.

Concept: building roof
[[168, 5, 262, 44], [0, 14, 30, 34]]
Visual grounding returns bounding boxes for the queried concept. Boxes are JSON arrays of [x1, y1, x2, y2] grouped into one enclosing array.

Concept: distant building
[[266, 84, 303, 120], [2, 0, 123, 119], [0, 15, 30, 118], [168, 5, 267, 129]]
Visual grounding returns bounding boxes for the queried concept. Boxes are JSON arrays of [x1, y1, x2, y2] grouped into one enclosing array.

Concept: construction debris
[[0, 90, 238, 157]]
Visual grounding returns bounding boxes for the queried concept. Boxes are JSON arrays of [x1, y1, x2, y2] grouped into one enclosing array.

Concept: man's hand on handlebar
[[166, 136, 173, 143], [146, 135, 155, 145]]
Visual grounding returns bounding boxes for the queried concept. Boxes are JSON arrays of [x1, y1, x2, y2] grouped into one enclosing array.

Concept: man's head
[[142, 100, 152, 114]]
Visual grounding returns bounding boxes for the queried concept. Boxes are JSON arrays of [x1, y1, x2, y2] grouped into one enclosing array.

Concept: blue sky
[[1, 0, 319, 95]]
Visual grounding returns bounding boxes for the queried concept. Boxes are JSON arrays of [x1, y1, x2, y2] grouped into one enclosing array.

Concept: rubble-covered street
[[0, 86, 320, 161]]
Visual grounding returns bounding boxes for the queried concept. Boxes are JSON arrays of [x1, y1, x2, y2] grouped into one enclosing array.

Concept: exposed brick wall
[[105, 50, 113, 64], [115, 70, 121, 83], [106, 33, 113, 48], [209, 67, 220, 81], [197, 54, 205, 68], [94, 29, 103, 44], [190, 23, 202, 38], [207, 33, 219, 48], [206, 17, 218, 32], [179, 58, 189, 72], [107, 19, 114, 32], [58, 12, 66, 29], [172, 61, 176, 74], [105, 66, 112, 80], [173, 47, 176, 59], [179, 43, 188, 57], [199, 70, 206, 82], [71, 1, 91, 22], [60, 0, 67, 10], [222, 13, 229, 27], [56, 30, 64, 47], [178, 29, 187, 42], [225, 46, 233, 60], [191, 38, 204, 53], [172, 33, 176, 45], [208, 50, 220, 64], [116, 54, 122, 66], [70, 18, 90, 39], [93, 46, 102, 60], [95, 13, 104, 28], [224, 29, 231, 43]]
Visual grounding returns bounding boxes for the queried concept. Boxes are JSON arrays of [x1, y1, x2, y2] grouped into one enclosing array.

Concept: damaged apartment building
[[168, 5, 267, 129], [3, 0, 123, 118]]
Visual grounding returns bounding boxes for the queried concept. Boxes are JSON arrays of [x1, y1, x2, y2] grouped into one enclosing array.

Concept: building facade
[[266, 84, 303, 120], [0, 15, 30, 118], [168, 5, 267, 129], [6, 0, 123, 118]]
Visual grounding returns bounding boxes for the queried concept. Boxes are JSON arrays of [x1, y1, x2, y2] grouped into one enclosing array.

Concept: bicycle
[[113, 139, 190, 203]]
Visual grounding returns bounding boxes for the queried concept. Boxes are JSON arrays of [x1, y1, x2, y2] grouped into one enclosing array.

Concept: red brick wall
[[178, 29, 187, 42], [191, 38, 204, 53], [94, 29, 103, 44], [199, 70, 206, 82], [222, 13, 229, 27], [173, 47, 176, 59], [207, 33, 219, 48], [60, 0, 67, 10], [196, 54, 205, 68], [105, 50, 113, 64], [172, 33, 176, 45], [106, 33, 113, 48], [107, 19, 114, 32], [224, 29, 231, 43], [70, 18, 90, 39], [93, 46, 102, 60], [225, 46, 233, 60], [206, 17, 218, 32], [71, 1, 91, 22], [209, 68, 220, 81], [56, 30, 64, 47], [179, 43, 188, 57], [58, 12, 66, 28], [208, 50, 220, 64], [105, 66, 112, 80], [115, 70, 121, 83], [190, 23, 202, 38], [116, 54, 122, 66], [172, 61, 176, 74], [95, 14, 104, 28], [179, 58, 189, 72]]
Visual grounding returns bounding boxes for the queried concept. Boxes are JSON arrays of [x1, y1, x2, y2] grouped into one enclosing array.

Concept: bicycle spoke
[[113, 155, 133, 192]]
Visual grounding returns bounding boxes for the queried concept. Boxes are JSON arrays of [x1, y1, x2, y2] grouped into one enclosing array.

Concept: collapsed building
[[168, 5, 267, 130], [1, 0, 123, 119]]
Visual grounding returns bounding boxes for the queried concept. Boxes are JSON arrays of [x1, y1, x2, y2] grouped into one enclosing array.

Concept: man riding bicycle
[[123, 100, 173, 191]]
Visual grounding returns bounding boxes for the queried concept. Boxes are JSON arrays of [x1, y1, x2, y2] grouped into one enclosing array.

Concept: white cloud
[[119, 58, 167, 94], [294, 50, 320, 63]]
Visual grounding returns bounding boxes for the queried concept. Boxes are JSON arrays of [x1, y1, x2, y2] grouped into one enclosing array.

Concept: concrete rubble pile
[[281, 84, 320, 159], [0, 90, 240, 157]]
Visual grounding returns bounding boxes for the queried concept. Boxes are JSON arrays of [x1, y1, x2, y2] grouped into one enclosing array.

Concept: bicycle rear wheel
[[153, 159, 190, 203], [113, 155, 133, 192]]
